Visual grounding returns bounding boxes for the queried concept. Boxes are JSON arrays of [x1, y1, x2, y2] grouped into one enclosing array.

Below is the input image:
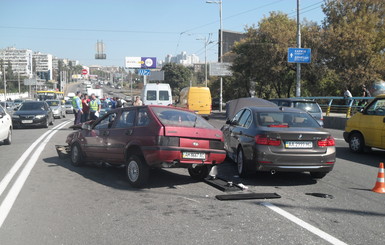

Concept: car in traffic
[[0, 104, 12, 145], [65, 105, 226, 187], [13, 99, 24, 108], [64, 100, 74, 114], [344, 94, 385, 153], [0, 101, 16, 114], [221, 105, 336, 179], [12, 101, 54, 128], [99, 99, 112, 117], [269, 98, 324, 127], [46, 99, 66, 119]]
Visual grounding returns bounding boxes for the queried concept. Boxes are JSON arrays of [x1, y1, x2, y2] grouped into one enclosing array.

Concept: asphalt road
[[0, 107, 384, 244]]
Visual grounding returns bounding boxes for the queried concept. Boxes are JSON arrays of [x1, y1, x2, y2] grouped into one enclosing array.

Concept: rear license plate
[[285, 141, 313, 149], [182, 152, 206, 159], [22, 120, 33, 123]]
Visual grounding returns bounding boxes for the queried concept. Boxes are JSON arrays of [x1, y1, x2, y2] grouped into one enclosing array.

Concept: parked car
[[64, 100, 74, 114], [0, 104, 12, 145], [46, 99, 66, 119], [344, 94, 385, 153], [65, 105, 226, 187], [12, 101, 54, 128], [221, 104, 336, 179], [212, 98, 225, 110], [269, 98, 324, 127]]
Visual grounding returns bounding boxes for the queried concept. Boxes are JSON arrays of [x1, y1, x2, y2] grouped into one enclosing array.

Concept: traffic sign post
[[288, 48, 311, 63]]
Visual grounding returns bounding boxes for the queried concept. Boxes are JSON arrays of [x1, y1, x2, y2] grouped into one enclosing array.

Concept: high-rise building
[[164, 52, 200, 66], [0, 47, 33, 78], [33, 52, 53, 81]]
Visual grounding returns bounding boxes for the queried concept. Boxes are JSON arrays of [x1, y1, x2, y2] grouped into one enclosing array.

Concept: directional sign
[[138, 69, 151, 76], [288, 48, 311, 63]]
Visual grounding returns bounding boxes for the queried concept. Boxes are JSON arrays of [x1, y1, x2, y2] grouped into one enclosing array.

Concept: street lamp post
[[206, 0, 223, 111], [197, 34, 213, 87]]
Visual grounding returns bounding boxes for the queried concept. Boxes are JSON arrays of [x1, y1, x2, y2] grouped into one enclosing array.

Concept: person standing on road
[[89, 93, 101, 120], [344, 87, 352, 105], [110, 97, 117, 109], [359, 84, 372, 106], [133, 96, 143, 106], [72, 91, 83, 125], [81, 94, 90, 122]]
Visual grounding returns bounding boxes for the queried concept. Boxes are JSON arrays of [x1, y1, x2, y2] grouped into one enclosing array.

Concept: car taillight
[[317, 136, 335, 147], [255, 135, 281, 146], [156, 136, 180, 146]]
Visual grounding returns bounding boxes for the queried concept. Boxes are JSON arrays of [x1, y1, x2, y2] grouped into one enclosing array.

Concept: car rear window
[[256, 112, 320, 128], [151, 107, 214, 129], [147, 90, 156, 100], [159, 91, 169, 101], [293, 102, 321, 113]]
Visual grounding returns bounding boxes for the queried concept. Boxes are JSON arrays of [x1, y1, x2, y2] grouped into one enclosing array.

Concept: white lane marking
[[0, 121, 71, 228], [261, 202, 347, 245], [0, 121, 70, 197]]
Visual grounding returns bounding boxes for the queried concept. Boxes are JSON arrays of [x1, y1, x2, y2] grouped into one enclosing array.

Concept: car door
[[225, 109, 245, 155], [231, 109, 253, 152], [105, 109, 137, 163], [0, 106, 8, 140], [82, 112, 117, 160], [360, 98, 385, 147]]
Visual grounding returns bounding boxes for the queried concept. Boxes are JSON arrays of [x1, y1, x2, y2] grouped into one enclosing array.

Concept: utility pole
[[295, 0, 301, 97]]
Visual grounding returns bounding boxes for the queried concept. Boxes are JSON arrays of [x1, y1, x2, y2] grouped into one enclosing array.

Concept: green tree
[[161, 63, 192, 97], [322, 0, 385, 93]]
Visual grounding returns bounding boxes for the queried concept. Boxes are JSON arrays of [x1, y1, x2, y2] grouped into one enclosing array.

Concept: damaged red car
[[65, 105, 226, 187]]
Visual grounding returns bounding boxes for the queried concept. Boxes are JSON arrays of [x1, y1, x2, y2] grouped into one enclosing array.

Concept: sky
[[0, 0, 326, 67]]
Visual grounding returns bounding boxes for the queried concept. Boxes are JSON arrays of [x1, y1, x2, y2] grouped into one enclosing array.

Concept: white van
[[142, 83, 172, 106]]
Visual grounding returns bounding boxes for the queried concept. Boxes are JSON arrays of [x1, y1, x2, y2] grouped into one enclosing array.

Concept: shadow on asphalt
[[336, 146, 385, 168]]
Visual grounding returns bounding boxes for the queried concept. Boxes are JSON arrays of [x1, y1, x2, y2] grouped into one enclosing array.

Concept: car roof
[[269, 98, 317, 103], [246, 106, 308, 114]]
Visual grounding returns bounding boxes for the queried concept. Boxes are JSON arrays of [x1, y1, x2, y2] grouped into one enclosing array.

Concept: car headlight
[[12, 115, 19, 118], [35, 115, 46, 119]]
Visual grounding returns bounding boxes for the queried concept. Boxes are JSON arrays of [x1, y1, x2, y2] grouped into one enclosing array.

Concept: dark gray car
[[221, 106, 336, 179], [12, 101, 54, 128]]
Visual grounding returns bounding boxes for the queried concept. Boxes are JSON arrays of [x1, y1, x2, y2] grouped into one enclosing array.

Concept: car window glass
[[147, 90, 156, 100], [137, 109, 150, 126], [232, 109, 244, 125], [115, 110, 136, 128], [294, 102, 320, 113], [159, 91, 169, 101], [238, 110, 251, 127], [152, 107, 214, 129], [366, 99, 385, 115], [257, 112, 319, 128], [94, 113, 117, 130]]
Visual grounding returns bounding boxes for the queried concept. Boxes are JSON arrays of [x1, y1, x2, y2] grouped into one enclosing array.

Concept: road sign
[[209, 63, 232, 76], [82, 69, 88, 75], [149, 71, 165, 81], [138, 69, 151, 76], [288, 48, 311, 63]]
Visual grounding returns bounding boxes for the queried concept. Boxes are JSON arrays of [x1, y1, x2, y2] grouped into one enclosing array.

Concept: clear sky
[[0, 0, 325, 67]]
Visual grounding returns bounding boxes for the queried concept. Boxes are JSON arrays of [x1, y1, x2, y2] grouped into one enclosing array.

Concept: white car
[[0, 104, 12, 145]]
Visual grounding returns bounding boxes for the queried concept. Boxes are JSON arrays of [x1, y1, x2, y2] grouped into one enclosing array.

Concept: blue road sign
[[138, 69, 151, 76], [288, 48, 311, 63]]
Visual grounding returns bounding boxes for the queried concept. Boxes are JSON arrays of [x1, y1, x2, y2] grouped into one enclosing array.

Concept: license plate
[[22, 120, 33, 123], [182, 152, 206, 159], [285, 141, 313, 149]]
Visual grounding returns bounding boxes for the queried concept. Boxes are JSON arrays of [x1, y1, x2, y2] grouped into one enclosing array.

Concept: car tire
[[50, 117, 54, 125], [125, 155, 149, 188], [237, 148, 250, 178], [71, 143, 84, 166], [349, 133, 364, 153], [310, 172, 327, 179], [4, 128, 12, 145], [188, 165, 211, 180], [44, 119, 49, 128]]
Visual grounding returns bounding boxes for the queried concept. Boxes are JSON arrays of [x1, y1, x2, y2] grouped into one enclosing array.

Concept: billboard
[[125, 57, 157, 69], [209, 63, 232, 76]]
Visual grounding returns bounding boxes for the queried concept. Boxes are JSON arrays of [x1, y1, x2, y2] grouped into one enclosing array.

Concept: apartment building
[[0, 47, 33, 78], [33, 52, 53, 81]]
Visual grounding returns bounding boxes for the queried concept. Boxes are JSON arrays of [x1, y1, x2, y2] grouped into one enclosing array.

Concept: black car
[[12, 101, 54, 128], [221, 105, 336, 179]]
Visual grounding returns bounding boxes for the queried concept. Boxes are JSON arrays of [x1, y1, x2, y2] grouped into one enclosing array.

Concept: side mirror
[[225, 119, 231, 124]]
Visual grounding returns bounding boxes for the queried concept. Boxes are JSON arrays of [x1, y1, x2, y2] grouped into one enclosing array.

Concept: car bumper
[[141, 146, 226, 167]]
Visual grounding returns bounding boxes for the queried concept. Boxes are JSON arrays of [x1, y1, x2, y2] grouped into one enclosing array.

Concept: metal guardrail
[[295, 96, 375, 118]]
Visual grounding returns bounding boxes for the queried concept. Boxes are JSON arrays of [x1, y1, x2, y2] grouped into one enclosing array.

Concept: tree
[[161, 63, 192, 97], [322, 0, 385, 94]]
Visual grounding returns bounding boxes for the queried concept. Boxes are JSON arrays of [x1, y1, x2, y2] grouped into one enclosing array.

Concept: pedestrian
[[89, 93, 101, 120], [110, 97, 117, 109], [116, 97, 123, 108], [359, 84, 372, 106], [133, 96, 143, 106], [343, 87, 352, 105], [81, 94, 90, 122], [72, 91, 83, 125]]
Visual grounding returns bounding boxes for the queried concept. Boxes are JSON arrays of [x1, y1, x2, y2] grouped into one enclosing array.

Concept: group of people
[[72, 91, 102, 125], [72, 92, 144, 125], [344, 84, 371, 105]]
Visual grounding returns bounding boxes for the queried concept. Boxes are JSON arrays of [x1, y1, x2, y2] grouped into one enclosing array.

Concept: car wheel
[[50, 116, 54, 125], [4, 128, 12, 145], [188, 165, 211, 180], [71, 143, 84, 166], [125, 155, 149, 188], [237, 148, 249, 178], [310, 172, 327, 179], [349, 133, 364, 153], [63, 112, 66, 118], [44, 119, 49, 128]]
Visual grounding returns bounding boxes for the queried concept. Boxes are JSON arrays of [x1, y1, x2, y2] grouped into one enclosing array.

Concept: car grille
[[20, 115, 35, 119]]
